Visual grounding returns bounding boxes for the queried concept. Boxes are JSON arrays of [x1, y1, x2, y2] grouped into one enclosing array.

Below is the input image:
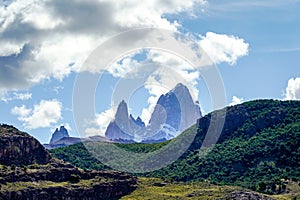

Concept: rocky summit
[[50, 126, 69, 144], [105, 83, 202, 143], [0, 124, 137, 200], [144, 83, 202, 142], [105, 100, 144, 142]]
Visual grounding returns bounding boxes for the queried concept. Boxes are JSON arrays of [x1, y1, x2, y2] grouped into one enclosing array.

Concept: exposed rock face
[[105, 100, 144, 141], [231, 191, 275, 200], [50, 126, 69, 144], [0, 163, 137, 200], [144, 83, 201, 142], [0, 124, 51, 166], [105, 83, 202, 142], [0, 124, 137, 200]]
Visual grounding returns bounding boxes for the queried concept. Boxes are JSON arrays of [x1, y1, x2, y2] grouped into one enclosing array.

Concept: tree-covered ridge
[[51, 100, 300, 194], [147, 100, 300, 194]]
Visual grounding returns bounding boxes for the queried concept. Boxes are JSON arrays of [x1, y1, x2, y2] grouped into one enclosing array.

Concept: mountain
[[51, 100, 300, 196], [0, 124, 137, 199], [49, 126, 69, 144], [105, 100, 144, 141], [143, 83, 201, 142], [105, 83, 201, 142]]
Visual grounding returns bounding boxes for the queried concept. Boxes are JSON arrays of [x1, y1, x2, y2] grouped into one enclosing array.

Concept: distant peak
[[118, 100, 128, 108], [174, 83, 187, 89], [175, 83, 185, 87], [170, 83, 189, 95]]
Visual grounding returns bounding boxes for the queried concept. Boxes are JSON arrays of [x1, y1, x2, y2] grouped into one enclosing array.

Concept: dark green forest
[[51, 100, 300, 194]]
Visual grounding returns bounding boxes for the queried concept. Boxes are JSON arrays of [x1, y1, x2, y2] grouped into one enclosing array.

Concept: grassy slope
[[121, 178, 300, 200]]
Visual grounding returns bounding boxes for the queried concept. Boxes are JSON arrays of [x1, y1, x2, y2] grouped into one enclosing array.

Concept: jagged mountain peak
[[50, 126, 69, 144], [105, 83, 202, 143]]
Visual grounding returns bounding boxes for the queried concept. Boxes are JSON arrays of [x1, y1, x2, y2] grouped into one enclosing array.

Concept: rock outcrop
[[0, 124, 51, 166], [0, 124, 137, 199], [231, 191, 275, 200], [50, 126, 69, 144], [105, 83, 202, 142]]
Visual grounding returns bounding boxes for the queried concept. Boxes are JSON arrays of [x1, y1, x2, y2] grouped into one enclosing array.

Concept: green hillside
[[51, 100, 300, 195]]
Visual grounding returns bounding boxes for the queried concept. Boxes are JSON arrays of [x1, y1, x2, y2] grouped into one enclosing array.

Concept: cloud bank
[[0, 0, 206, 90]]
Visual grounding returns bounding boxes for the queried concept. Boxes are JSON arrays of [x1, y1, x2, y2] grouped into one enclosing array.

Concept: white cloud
[[11, 99, 62, 129], [230, 96, 244, 106], [85, 107, 116, 136], [12, 92, 32, 100], [0, 0, 206, 90], [0, 90, 8, 101], [199, 32, 249, 65], [0, 90, 32, 102], [284, 77, 300, 100], [108, 55, 143, 78], [11, 105, 31, 117]]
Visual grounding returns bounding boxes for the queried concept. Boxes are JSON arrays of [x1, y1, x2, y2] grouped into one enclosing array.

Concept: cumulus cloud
[[11, 99, 62, 129], [284, 77, 300, 100], [199, 32, 249, 65], [230, 96, 244, 106], [0, 0, 206, 90]]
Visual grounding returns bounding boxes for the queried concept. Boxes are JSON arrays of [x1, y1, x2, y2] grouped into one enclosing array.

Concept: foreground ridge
[[0, 124, 137, 200]]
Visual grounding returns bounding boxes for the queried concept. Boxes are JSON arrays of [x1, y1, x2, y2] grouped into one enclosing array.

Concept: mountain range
[[105, 83, 202, 143], [45, 83, 201, 148]]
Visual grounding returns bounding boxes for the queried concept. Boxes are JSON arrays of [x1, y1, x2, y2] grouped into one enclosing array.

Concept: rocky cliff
[[50, 126, 69, 144], [0, 124, 51, 166], [0, 124, 137, 199]]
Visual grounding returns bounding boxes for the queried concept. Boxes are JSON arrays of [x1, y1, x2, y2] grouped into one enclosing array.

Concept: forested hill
[[51, 100, 300, 194]]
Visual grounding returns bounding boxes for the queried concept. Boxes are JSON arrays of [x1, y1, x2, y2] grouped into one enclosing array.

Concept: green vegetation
[[51, 100, 300, 195], [120, 177, 240, 200], [116, 140, 170, 153], [121, 178, 299, 200], [50, 142, 109, 170], [0, 181, 69, 192]]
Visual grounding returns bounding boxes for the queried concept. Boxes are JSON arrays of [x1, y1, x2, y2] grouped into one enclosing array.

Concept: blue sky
[[0, 0, 300, 143]]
